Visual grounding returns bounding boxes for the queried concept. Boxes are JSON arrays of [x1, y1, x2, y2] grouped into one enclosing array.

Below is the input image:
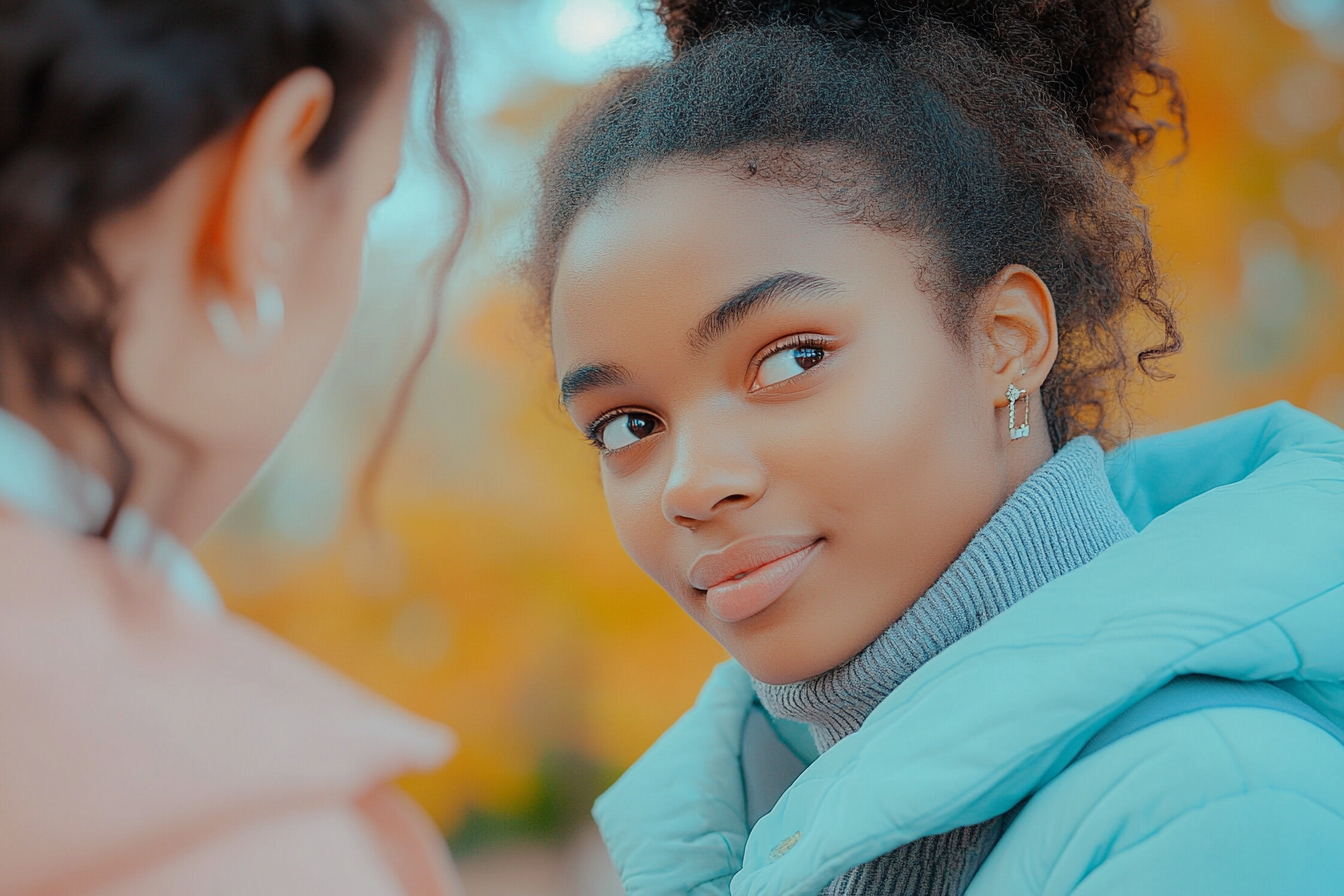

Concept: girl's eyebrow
[[559, 272, 839, 409], [560, 362, 632, 408], [687, 271, 840, 352]]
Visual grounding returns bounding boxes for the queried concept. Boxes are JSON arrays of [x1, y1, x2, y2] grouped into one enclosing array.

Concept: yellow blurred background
[[198, 0, 1344, 877]]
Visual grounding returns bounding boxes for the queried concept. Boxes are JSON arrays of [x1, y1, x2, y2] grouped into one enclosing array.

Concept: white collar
[[0, 408, 222, 615]]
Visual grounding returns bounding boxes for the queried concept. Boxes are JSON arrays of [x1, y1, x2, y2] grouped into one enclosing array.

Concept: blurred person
[[0, 1, 467, 893], [527, 1, 1344, 893]]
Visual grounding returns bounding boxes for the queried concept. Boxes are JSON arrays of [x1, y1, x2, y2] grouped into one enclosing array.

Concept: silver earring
[[207, 283, 284, 358], [1006, 383, 1030, 440]]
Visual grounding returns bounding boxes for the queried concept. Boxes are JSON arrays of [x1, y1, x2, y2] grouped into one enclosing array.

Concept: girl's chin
[[728, 641, 843, 686], [719, 610, 893, 685], [696, 606, 853, 685]]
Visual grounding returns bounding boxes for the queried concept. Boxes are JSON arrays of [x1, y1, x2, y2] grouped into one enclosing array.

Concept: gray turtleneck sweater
[[752, 437, 1137, 896]]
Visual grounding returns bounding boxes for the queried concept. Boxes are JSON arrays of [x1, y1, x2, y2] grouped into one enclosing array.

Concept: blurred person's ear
[[198, 67, 335, 306], [94, 48, 411, 543]]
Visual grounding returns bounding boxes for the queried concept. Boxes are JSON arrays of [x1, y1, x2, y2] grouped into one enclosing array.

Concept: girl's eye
[[755, 344, 827, 389], [595, 412, 660, 451]]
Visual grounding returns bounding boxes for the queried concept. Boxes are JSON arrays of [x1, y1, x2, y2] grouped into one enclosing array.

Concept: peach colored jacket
[[0, 513, 460, 896]]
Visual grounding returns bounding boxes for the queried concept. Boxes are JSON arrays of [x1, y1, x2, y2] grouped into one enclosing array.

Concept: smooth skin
[[552, 167, 1059, 684], [2, 41, 414, 546]]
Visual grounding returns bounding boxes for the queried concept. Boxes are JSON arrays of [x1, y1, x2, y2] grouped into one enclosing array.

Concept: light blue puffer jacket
[[594, 403, 1344, 896]]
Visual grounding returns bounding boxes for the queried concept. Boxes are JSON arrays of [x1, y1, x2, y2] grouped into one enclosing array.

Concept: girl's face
[[551, 168, 1044, 684]]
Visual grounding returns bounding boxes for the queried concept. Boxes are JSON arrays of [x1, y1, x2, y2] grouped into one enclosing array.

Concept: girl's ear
[[980, 264, 1059, 405]]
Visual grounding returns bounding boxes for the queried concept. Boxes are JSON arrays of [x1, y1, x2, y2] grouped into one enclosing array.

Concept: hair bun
[[655, 0, 1185, 172]]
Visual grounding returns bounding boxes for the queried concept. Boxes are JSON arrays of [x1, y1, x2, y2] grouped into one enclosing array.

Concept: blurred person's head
[[0, 0, 464, 544], [531, 0, 1184, 684]]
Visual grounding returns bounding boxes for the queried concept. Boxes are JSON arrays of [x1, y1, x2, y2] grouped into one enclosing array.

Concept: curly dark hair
[[528, 0, 1185, 448], [0, 0, 467, 536]]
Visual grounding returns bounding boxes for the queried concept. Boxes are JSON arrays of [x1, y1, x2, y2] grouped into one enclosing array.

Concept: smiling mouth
[[699, 539, 822, 624]]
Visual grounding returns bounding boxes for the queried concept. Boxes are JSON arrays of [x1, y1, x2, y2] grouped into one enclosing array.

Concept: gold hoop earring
[[207, 283, 285, 358], [1006, 383, 1030, 440]]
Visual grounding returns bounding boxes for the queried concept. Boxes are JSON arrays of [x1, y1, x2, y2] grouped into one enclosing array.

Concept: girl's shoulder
[[0, 512, 457, 895], [594, 659, 755, 895], [1105, 400, 1344, 529], [973, 692, 1344, 895]]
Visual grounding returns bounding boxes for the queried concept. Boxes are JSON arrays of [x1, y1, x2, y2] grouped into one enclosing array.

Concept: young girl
[[0, 1, 465, 892], [528, 1, 1344, 893]]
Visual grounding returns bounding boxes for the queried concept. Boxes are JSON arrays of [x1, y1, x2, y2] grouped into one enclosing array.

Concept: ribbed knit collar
[[754, 436, 1136, 752]]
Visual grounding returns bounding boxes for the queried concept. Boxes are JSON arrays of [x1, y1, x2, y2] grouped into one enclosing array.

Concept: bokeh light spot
[[554, 0, 640, 55], [1272, 0, 1344, 30], [1277, 63, 1343, 134], [390, 598, 454, 669], [1239, 220, 1308, 333], [1281, 160, 1344, 227]]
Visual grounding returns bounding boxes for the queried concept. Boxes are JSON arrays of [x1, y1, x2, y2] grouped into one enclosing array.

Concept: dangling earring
[[207, 283, 285, 358], [1005, 382, 1031, 440]]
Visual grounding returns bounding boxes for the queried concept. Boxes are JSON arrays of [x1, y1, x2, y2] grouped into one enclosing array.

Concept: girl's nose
[[661, 426, 766, 528]]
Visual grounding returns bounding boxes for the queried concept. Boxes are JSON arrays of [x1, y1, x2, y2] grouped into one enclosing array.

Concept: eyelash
[[750, 334, 835, 384], [584, 406, 646, 453]]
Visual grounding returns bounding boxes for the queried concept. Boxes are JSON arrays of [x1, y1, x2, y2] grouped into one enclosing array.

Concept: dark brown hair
[[529, 0, 1185, 448], [0, 0, 467, 536]]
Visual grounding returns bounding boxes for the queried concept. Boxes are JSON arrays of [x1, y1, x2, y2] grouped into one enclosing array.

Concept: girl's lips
[[703, 540, 822, 623]]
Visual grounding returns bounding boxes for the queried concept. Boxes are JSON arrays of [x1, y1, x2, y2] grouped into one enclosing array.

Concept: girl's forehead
[[558, 170, 803, 280], [551, 170, 868, 346]]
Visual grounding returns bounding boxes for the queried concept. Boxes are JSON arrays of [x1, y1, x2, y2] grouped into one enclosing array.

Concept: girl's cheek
[[603, 474, 675, 587]]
